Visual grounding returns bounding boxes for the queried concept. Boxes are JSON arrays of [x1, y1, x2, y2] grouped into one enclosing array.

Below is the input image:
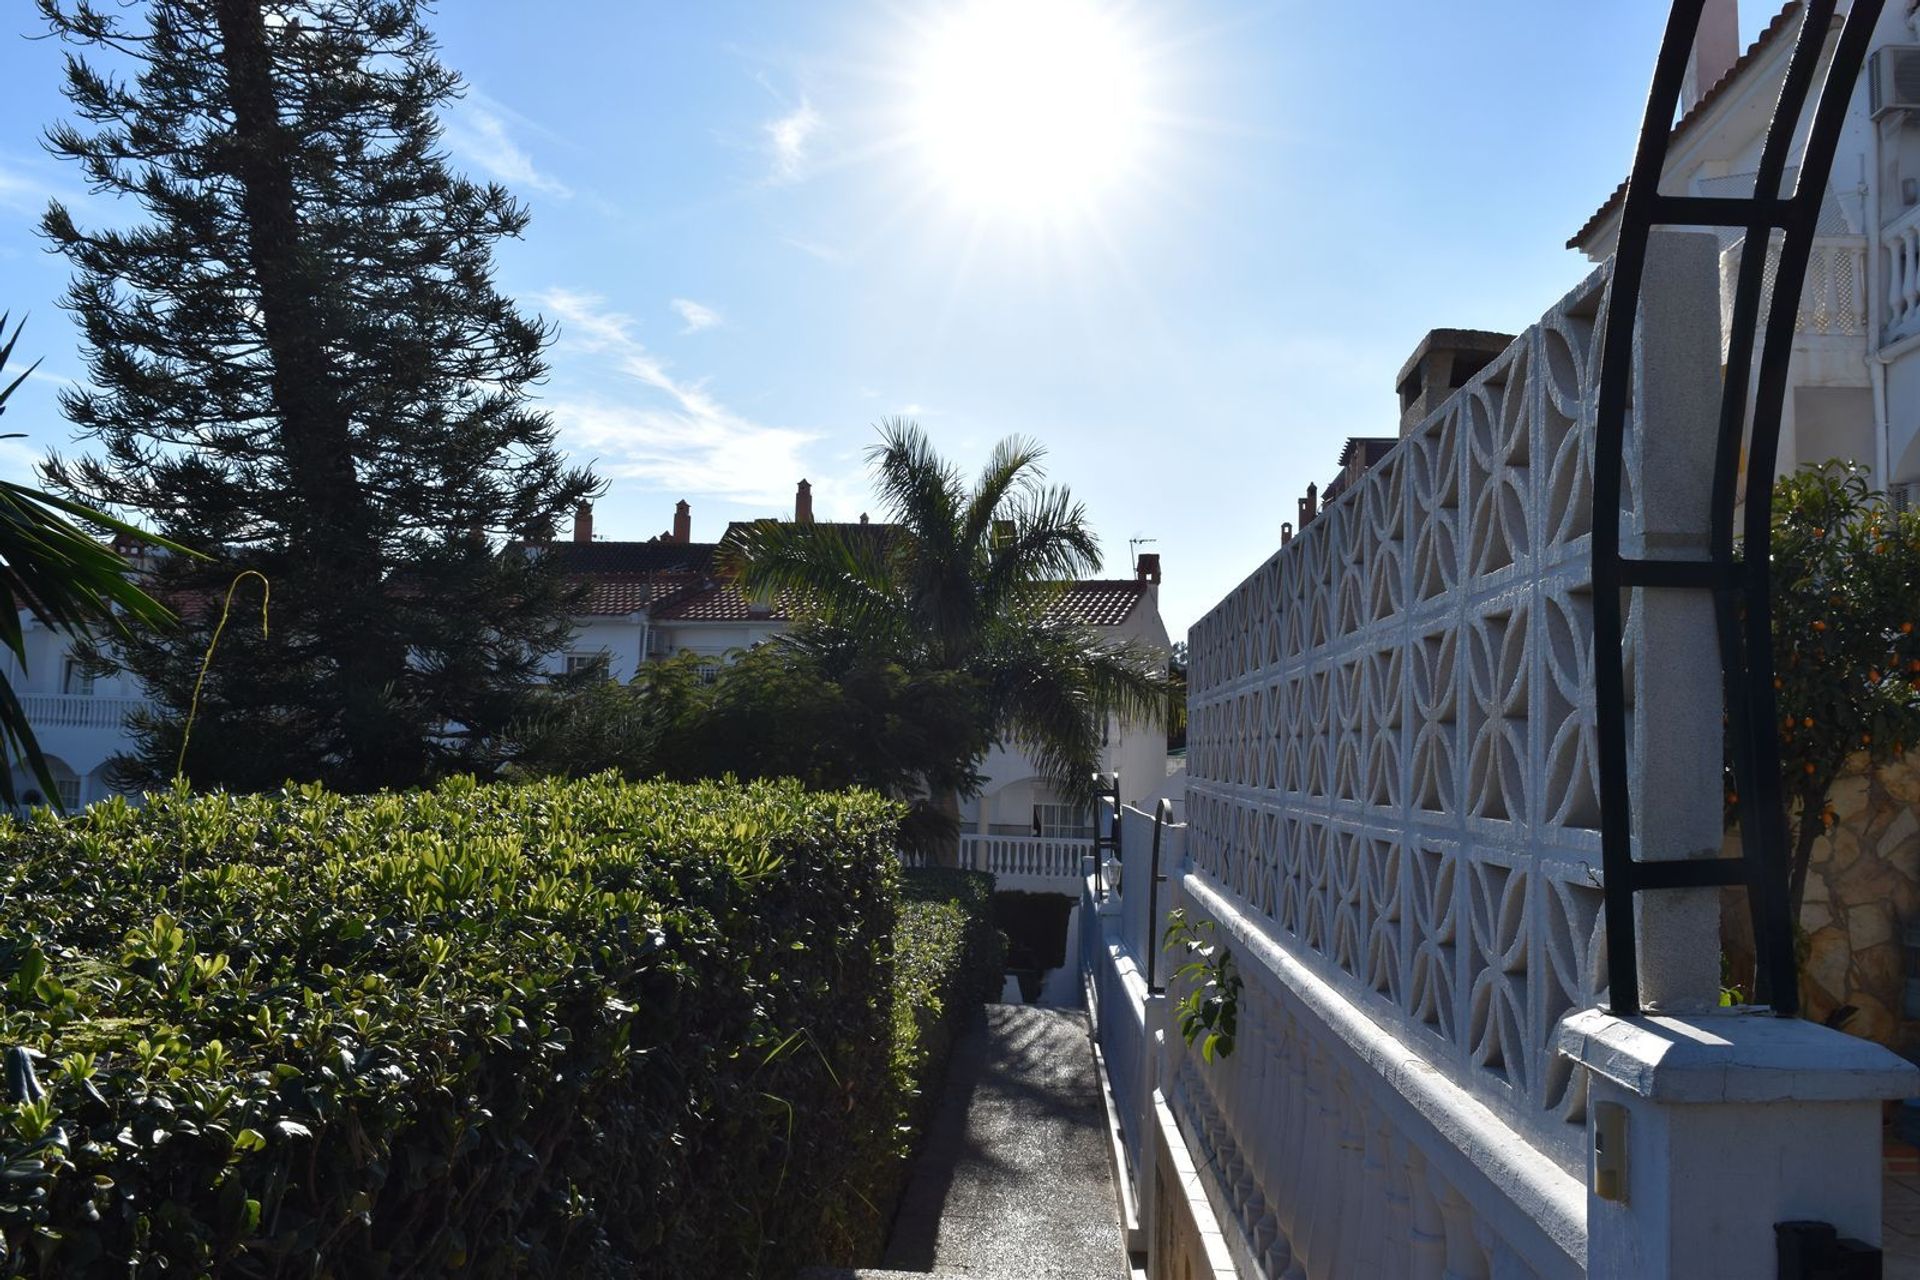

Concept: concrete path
[[870, 1002, 1130, 1278]]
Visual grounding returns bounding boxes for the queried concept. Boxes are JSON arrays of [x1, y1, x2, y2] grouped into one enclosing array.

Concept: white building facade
[[1571, 0, 1920, 504]]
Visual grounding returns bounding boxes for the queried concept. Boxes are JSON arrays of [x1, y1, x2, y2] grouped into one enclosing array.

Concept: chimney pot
[[673, 499, 691, 544], [573, 502, 594, 544], [795, 479, 813, 524]]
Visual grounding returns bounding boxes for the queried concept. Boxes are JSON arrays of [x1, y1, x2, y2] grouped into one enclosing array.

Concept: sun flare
[[907, 0, 1152, 221]]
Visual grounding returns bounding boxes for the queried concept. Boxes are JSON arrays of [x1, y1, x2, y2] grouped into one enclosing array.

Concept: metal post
[[1147, 797, 1172, 994]]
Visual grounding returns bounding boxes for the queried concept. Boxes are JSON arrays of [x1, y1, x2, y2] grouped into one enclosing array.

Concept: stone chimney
[[672, 499, 691, 544], [795, 479, 813, 524], [1135, 552, 1161, 585], [1395, 329, 1516, 435], [1682, 0, 1739, 115], [573, 502, 594, 544]]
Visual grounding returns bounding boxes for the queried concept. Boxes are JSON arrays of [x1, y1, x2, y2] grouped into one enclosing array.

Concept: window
[[61, 659, 93, 696], [564, 652, 611, 680], [1033, 803, 1090, 839], [54, 777, 81, 810], [696, 662, 721, 686]]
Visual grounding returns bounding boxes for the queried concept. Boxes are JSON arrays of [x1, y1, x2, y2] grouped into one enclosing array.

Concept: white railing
[[19, 694, 147, 731], [1886, 203, 1920, 344], [958, 832, 1085, 885], [1718, 233, 1866, 356]]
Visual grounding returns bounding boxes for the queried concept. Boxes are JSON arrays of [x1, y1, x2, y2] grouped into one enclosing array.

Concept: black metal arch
[[1593, 0, 1885, 1016]]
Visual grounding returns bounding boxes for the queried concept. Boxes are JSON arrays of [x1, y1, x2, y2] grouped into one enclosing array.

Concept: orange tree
[[1758, 462, 1920, 917]]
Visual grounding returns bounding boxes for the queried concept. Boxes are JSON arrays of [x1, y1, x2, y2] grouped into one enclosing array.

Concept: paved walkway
[[874, 1002, 1130, 1278]]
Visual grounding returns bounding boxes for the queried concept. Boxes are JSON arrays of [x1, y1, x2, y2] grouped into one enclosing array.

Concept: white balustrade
[[1717, 233, 1866, 355], [958, 832, 1086, 889], [1887, 203, 1920, 344], [19, 694, 148, 731]]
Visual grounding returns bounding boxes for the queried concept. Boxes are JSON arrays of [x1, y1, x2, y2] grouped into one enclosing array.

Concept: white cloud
[[0, 158, 79, 216], [444, 96, 571, 198], [540, 289, 817, 507], [781, 234, 844, 262], [764, 100, 820, 183], [671, 298, 722, 334]]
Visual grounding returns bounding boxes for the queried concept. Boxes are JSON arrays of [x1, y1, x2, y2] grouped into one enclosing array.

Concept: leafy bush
[[0, 775, 914, 1278], [1736, 462, 1920, 914], [889, 870, 1005, 1123]]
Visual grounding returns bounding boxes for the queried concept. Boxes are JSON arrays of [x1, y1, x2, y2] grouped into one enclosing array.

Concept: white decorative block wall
[[1184, 235, 1723, 1186]]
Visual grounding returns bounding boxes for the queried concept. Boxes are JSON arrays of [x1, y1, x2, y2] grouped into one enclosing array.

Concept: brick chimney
[[1682, 0, 1739, 115], [573, 502, 594, 544], [1135, 552, 1161, 585], [1298, 482, 1318, 529], [672, 500, 691, 543], [795, 479, 813, 524], [1281, 521, 1294, 549]]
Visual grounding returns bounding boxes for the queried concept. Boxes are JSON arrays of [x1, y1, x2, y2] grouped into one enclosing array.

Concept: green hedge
[[0, 775, 913, 1278], [890, 869, 1005, 1129]]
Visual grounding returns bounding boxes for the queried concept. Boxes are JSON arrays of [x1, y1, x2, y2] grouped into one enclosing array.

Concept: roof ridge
[[1567, 1, 1822, 251]]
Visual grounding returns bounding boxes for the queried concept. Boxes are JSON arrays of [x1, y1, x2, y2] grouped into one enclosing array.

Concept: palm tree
[[0, 316, 180, 809], [724, 419, 1170, 865]]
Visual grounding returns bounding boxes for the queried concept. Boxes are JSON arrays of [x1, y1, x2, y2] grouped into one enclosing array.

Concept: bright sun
[[908, 0, 1152, 221]]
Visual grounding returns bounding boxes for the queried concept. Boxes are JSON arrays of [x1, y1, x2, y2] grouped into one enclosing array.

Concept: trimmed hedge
[[0, 775, 918, 1278], [890, 870, 1005, 1130]]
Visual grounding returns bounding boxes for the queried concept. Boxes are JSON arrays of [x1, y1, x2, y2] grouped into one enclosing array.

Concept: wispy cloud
[[540, 289, 816, 506], [671, 298, 722, 334], [781, 234, 844, 263], [443, 94, 571, 199], [0, 158, 79, 216], [764, 100, 820, 183]]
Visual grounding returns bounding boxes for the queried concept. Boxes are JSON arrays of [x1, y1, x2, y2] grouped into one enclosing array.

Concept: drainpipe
[[1867, 145, 1894, 485]]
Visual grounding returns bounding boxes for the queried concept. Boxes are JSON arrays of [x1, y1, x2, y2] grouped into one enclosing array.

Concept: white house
[[1569, 0, 1920, 505], [539, 482, 1175, 840]]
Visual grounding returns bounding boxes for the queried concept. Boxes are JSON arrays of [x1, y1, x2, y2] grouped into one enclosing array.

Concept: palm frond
[[866, 417, 962, 567], [978, 619, 1170, 802], [0, 314, 193, 809], [959, 434, 1046, 552], [978, 482, 1103, 618], [721, 517, 908, 646]]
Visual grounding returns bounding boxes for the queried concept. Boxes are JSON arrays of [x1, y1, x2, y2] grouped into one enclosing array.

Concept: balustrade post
[[1560, 1011, 1916, 1278]]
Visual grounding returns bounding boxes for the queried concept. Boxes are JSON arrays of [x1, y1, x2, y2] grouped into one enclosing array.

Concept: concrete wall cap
[[1556, 1006, 1920, 1104]]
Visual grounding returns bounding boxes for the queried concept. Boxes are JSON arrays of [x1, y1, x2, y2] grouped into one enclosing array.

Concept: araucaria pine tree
[[37, 0, 597, 792]]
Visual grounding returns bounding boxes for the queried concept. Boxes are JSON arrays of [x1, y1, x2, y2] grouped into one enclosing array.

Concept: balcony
[[19, 694, 148, 732], [1719, 232, 1868, 358], [1886, 201, 1920, 345]]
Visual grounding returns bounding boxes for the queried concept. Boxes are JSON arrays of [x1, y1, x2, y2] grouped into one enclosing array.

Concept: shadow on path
[[878, 1002, 1129, 1279]]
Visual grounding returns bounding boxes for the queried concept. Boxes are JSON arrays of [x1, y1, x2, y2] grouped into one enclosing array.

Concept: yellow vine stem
[[175, 569, 271, 784]]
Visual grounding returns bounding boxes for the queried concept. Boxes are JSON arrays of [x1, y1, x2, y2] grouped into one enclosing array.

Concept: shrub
[[0, 775, 907, 1278], [889, 869, 1005, 1127]]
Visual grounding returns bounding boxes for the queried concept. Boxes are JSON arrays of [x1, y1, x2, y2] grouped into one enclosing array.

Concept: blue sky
[[0, 2, 1775, 634]]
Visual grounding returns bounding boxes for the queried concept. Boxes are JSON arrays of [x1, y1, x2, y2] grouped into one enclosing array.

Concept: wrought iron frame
[[1594, 0, 1885, 1016]]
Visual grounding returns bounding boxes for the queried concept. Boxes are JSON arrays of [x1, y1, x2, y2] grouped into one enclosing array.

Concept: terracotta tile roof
[[1044, 580, 1149, 628], [576, 571, 716, 616], [651, 577, 1150, 628], [1567, 2, 1830, 251], [649, 582, 800, 623]]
